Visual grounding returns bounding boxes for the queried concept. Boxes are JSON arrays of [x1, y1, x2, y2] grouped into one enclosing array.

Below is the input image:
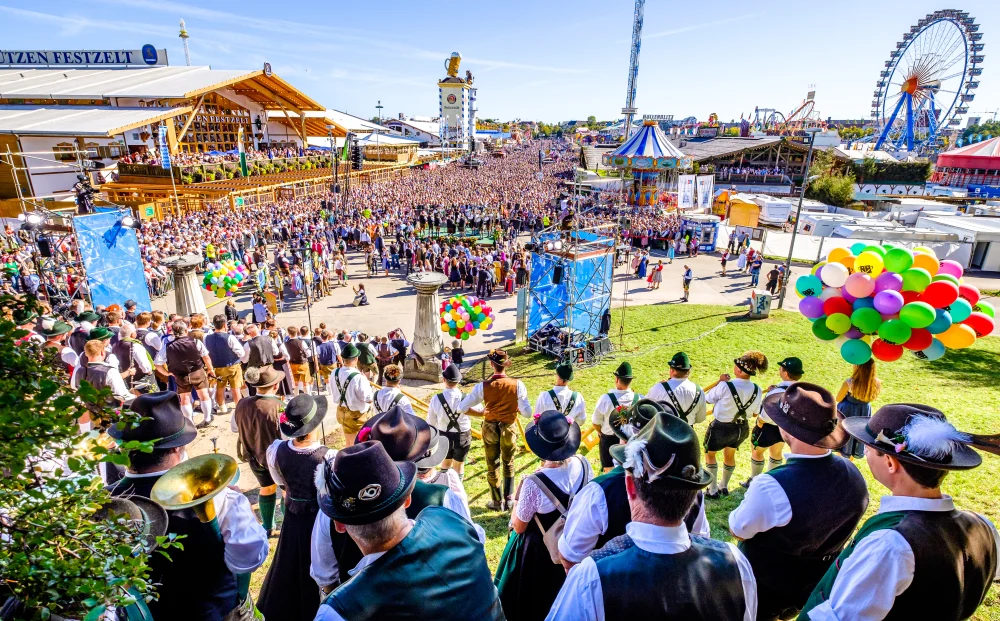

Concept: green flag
[[238, 126, 248, 177]]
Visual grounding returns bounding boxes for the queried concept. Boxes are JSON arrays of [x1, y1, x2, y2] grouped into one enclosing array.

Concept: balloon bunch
[[796, 243, 995, 364], [440, 295, 495, 340], [202, 259, 249, 298]]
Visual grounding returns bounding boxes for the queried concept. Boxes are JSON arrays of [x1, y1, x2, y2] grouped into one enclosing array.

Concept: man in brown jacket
[[459, 349, 531, 510], [234, 365, 285, 537]]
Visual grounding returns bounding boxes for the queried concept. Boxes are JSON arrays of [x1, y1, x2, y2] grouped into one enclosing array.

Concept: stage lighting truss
[[17, 212, 46, 230]]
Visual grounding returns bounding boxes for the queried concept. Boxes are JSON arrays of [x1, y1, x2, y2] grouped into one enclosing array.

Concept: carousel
[[602, 120, 692, 206]]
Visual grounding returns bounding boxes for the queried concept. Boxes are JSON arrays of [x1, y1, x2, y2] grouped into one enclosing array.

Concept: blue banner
[[73, 210, 152, 312]]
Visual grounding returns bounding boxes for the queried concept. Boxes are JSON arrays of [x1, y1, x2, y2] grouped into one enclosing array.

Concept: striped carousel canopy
[[602, 120, 690, 170]]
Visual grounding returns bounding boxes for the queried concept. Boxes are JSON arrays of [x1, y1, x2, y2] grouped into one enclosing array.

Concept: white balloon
[[820, 261, 849, 288], [819, 287, 843, 301]]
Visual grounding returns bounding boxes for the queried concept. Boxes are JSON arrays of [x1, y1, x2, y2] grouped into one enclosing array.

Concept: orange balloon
[[911, 252, 940, 276], [828, 247, 851, 264], [838, 255, 856, 273], [937, 323, 976, 349]]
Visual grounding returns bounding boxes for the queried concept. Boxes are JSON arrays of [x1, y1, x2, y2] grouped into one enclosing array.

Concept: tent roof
[[937, 136, 1000, 171], [0, 105, 190, 136], [611, 121, 684, 158]]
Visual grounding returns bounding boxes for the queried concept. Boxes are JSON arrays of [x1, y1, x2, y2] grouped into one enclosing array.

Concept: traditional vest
[[317, 341, 339, 366], [246, 335, 274, 367], [274, 442, 327, 514], [286, 338, 310, 365], [801, 508, 998, 621], [482, 376, 519, 424], [356, 343, 376, 366], [592, 534, 746, 621], [324, 507, 503, 621], [165, 335, 204, 377], [135, 328, 159, 361], [739, 454, 868, 616], [205, 332, 241, 368], [68, 327, 88, 355], [592, 467, 632, 550], [108, 475, 238, 620], [406, 480, 448, 519]]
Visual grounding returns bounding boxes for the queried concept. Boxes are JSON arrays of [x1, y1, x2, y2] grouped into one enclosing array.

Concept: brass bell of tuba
[[151, 454, 238, 523]]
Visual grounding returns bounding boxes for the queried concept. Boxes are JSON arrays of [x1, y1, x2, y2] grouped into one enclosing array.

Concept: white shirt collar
[[625, 521, 691, 554], [347, 519, 416, 576], [125, 469, 169, 478], [785, 450, 832, 460], [877, 494, 955, 514]]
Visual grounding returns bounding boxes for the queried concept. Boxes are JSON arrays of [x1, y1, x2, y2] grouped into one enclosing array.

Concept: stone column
[[403, 272, 450, 382], [163, 254, 208, 318]]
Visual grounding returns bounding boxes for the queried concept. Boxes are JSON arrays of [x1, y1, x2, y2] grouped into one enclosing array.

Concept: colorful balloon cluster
[[796, 243, 995, 364], [440, 295, 495, 340], [202, 259, 249, 298]]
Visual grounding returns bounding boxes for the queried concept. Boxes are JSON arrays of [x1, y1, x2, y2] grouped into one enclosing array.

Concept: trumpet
[[151, 454, 238, 523]]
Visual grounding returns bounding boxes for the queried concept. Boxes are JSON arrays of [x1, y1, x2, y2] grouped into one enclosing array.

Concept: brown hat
[[487, 349, 509, 366], [244, 365, 284, 388], [762, 382, 846, 449]]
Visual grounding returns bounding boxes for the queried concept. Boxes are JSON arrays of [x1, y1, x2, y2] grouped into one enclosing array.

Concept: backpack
[[526, 454, 591, 564]]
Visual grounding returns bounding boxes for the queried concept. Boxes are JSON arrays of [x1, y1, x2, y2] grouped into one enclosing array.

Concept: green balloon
[[974, 301, 996, 318], [460, 331, 470, 341], [851, 307, 883, 334], [878, 319, 912, 345], [899, 301, 936, 329], [850, 243, 867, 256], [883, 247, 914, 273], [826, 313, 852, 334], [948, 298, 973, 322], [863, 245, 887, 257], [841, 339, 872, 365], [812, 318, 839, 341], [932, 273, 961, 286], [901, 267, 932, 292]]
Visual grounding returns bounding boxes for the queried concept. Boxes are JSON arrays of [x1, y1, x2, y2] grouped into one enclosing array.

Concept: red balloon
[[823, 297, 853, 318], [958, 284, 981, 306], [903, 327, 933, 351], [871, 338, 904, 362], [900, 290, 921, 305], [920, 281, 959, 309], [962, 312, 995, 338]]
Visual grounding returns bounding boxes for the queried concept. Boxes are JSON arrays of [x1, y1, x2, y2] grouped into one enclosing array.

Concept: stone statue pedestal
[[403, 272, 450, 382], [163, 254, 208, 318]]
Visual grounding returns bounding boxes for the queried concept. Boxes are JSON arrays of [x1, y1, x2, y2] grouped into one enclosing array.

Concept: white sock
[[706, 463, 718, 493], [181, 403, 194, 421], [201, 399, 213, 418]]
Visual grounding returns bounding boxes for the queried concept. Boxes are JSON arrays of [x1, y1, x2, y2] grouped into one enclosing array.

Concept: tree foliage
[[837, 126, 876, 142], [850, 157, 932, 184], [0, 297, 166, 620], [806, 148, 856, 207], [962, 120, 1000, 141]]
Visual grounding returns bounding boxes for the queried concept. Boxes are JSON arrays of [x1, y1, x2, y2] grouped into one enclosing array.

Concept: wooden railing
[[117, 155, 343, 183]]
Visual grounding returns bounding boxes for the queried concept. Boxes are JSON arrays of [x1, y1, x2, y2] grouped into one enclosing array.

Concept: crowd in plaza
[[716, 165, 787, 177]]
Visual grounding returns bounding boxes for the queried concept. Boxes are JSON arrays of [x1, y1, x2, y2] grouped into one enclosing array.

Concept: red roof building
[[931, 136, 1000, 188]]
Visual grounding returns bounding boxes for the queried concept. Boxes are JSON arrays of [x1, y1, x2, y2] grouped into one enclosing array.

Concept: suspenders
[[375, 390, 404, 414], [724, 381, 759, 425], [658, 381, 703, 420], [334, 370, 360, 408], [548, 389, 579, 416], [607, 392, 620, 409], [437, 393, 462, 433]]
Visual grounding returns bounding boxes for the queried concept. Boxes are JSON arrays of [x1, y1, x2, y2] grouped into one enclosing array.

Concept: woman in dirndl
[[835, 360, 882, 459], [495, 411, 591, 621], [650, 260, 664, 289], [269, 330, 295, 398], [515, 254, 528, 289]]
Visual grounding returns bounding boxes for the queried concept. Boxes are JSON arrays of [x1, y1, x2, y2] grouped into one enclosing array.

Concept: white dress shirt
[[534, 385, 588, 423], [373, 387, 414, 416], [705, 378, 763, 423], [328, 366, 373, 414], [645, 378, 706, 425], [122, 470, 269, 575], [426, 387, 481, 433], [591, 389, 636, 435], [458, 375, 532, 417], [759, 380, 794, 424], [546, 522, 757, 621], [805, 495, 1000, 621], [728, 451, 833, 539], [129, 341, 154, 375], [515, 457, 593, 524]]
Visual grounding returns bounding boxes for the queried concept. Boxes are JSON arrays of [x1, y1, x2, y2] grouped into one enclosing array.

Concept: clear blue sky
[[1, 0, 998, 125]]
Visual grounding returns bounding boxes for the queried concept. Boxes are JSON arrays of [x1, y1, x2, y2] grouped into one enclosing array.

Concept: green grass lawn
[[256, 304, 1000, 618]]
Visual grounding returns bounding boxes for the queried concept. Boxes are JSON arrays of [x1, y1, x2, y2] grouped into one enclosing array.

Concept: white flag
[[696, 175, 715, 211], [678, 175, 696, 210]]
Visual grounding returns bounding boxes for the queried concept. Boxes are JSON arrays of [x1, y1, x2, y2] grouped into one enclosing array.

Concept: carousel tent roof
[[611, 121, 685, 158], [937, 136, 1000, 170]]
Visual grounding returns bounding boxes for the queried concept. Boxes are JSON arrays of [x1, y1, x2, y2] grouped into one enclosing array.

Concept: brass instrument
[[151, 454, 238, 523]]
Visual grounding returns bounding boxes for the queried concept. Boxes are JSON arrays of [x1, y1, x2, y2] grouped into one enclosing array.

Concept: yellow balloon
[[938, 323, 976, 349], [911, 252, 940, 276], [913, 246, 934, 255], [456, 319, 465, 329], [441, 323, 450, 332], [827, 247, 851, 264], [811, 261, 826, 276], [854, 251, 884, 276]]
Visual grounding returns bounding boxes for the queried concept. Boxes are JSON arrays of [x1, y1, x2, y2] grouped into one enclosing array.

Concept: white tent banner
[[696, 175, 715, 211], [678, 175, 696, 210]]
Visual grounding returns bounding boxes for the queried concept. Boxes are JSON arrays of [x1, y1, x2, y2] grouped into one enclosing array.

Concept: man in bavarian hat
[[548, 412, 757, 620], [799, 404, 999, 621], [742, 356, 805, 489], [460, 348, 531, 511], [426, 363, 482, 479], [313, 442, 504, 621], [373, 363, 415, 416], [108, 391, 268, 621], [591, 361, 637, 473], [729, 383, 868, 621], [645, 352, 706, 426], [328, 342, 373, 447], [233, 365, 286, 537], [534, 361, 587, 424], [557, 399, 710, 572]]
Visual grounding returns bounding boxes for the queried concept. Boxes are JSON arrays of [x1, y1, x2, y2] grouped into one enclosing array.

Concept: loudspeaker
[[588, 337, 611, 356], [552, 265, 564, 285], [36, 236, 53, 258]]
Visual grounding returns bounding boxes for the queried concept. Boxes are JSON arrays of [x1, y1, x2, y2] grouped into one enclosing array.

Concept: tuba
[[151, 454, 238, 523]]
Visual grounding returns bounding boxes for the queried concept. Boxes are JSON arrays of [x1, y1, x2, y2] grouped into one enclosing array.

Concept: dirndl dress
[[838, 393, 873, 458]]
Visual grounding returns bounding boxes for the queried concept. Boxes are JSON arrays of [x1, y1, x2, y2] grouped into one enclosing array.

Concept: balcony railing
[[712, 172, 789, 185], [116, 155, 344, 184]]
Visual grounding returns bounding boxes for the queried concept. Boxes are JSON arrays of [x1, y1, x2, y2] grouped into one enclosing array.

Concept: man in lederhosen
[[729, 383, 868, 621], [373, 364, 415, 416], [459, 349, 531, 511], [534, 362, 587, 424], [645, 352, 706, 426], [328, 343, 373, 447], [155, 320, 216, 427], [591, 361, 637, 473], [205, 314, 246, 413], [427, 363, 482, 479], [233, 366, 286, 538], [742, 356, 803, 489]]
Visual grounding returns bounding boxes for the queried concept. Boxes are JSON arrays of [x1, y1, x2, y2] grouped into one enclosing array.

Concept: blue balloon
[[916, 338, 946, 361], [448, 321, 457, 329], [850, 243, 868, 256], [927, 309, 953, 335], [852, 297, 875, 310], [947, 298, 973, 323]]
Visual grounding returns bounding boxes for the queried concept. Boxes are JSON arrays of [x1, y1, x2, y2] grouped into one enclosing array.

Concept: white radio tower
[[179, 19, 191, 66]]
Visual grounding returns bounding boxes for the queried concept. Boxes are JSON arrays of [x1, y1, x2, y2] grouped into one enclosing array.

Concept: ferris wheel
[[871, 9, 984, 153]]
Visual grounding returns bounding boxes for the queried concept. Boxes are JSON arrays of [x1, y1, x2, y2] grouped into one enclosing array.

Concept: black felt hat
[[668, 352, 691, 370], [109, 391, 196, 448], [763, 382, 846, 449], [317, 441, 417, 525], [442, 363, 461, 383], [556, 362, 574, 382], [610, 412, 712, 489], [842, 403, 982, 471], [280, 394, 329, 438], [525, 410, 581, 461], [610, 398, 678, 441], [778, 357, 805, 377], [358, 406, 449, 469], [92, 497, 168, 551]]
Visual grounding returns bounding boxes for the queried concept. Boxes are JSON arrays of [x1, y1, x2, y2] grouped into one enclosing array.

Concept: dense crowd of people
[[119, 145, 331, 167]]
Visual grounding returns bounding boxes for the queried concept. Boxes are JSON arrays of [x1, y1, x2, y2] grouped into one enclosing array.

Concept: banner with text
[[696, 175, 715, 211], [678, 175, 696, 210]]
